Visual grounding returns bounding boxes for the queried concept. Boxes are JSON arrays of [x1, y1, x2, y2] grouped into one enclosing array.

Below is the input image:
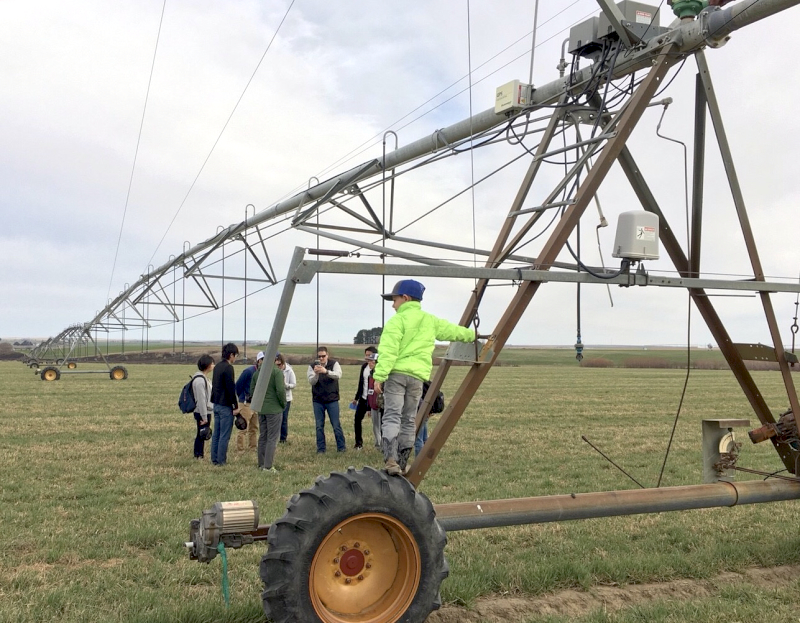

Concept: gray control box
[[598, 1, 659, 38]]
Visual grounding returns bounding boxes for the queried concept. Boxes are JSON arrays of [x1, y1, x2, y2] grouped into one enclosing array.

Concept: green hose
[[217, 543, 230, 607]]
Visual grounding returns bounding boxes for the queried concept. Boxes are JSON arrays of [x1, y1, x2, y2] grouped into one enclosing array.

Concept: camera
[[314, 359, 321, 367]]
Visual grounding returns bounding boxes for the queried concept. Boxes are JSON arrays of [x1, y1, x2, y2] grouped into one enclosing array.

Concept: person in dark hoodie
[[210, 343, 241, 466]]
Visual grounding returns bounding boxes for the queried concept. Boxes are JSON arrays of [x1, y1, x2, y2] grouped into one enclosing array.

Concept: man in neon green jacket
[[374, 279, 475, 476]]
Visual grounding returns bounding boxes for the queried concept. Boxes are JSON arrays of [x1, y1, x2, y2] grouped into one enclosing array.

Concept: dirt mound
[[429, 565, 800, 622]]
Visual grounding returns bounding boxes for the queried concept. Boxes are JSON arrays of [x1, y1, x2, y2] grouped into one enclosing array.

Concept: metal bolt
[[345, 578, 352, 584], [363, 550, 370, 555], [354, 542, 360, 548], [357, 575, 364, 581], [341, 545, 347, 551], [335, 571, 341, 577], [333, 558, 339, 564], [366, 563, 372, 569]]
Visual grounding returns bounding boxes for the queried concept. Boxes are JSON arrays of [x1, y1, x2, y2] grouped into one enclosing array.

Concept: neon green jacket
[[374, 301, 475, 383]]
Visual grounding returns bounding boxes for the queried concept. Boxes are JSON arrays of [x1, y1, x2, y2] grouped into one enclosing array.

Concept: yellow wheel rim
[[111, 369, 125, 380], [309, 513, 420, 623], [43, 370, 57, 381], [67, 362, 77, 369]]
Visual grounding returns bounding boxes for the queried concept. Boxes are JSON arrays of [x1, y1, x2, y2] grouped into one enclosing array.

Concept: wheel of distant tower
[[109, 365, 128, 380], [67, 362, 77, 369], [40, 366, 60, 382], [260, 466, 448, 623]]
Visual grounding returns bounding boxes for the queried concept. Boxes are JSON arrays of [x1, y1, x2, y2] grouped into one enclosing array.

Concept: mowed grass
[[2, 360, 800, 622]]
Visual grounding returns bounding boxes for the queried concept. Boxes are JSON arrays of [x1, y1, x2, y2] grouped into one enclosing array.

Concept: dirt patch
[[429, 565, 800, 622]]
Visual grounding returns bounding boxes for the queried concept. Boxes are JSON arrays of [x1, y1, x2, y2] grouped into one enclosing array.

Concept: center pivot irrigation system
[[176, 1, 800, 621], [28, 0, 800, 620]]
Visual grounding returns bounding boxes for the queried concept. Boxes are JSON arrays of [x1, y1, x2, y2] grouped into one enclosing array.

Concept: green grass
[[2, 360, 799, 622]]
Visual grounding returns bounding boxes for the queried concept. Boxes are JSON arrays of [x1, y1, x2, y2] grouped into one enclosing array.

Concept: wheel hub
[[339, 547, 365, 577]]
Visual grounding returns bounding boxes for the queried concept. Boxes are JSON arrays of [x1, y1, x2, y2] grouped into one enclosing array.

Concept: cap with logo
[[381, 279, 425, 302]]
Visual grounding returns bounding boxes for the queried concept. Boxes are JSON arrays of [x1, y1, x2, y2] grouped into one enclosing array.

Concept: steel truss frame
[[244, 0, 800, 487]]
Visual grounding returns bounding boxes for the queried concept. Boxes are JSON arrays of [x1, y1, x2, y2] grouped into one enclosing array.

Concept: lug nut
[[333, 558, 339, 564], [335, 571, 341, 577], [357, 575, 364, 580], [354, 542, 360, 548], [366, 563, 372, 569], [341, 545, 347, 551], [363, 550, 370, 555], [345, 578, 352, 584]]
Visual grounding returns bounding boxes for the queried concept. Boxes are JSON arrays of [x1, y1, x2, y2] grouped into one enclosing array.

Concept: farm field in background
[[3, 359, 800, 622]]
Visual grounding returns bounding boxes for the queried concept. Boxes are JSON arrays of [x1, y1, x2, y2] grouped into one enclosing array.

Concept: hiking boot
[[384, 459, 402, 476]]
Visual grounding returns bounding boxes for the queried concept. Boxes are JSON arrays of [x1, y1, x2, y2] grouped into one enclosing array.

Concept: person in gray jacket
[[192, 354, 215, 459]]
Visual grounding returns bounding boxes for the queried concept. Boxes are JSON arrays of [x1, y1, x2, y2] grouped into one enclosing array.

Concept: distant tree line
[[354, 327, 382, 345]]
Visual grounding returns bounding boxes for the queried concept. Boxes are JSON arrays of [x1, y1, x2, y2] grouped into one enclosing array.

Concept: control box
[[569, 0, 666, 58], [597, 1, 657, 38], [495, 80, 533, 115], [612, 210, 660, 260]]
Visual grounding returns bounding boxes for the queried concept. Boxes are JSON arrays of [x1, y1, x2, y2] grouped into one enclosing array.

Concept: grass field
[[2, 358, 800, 623]]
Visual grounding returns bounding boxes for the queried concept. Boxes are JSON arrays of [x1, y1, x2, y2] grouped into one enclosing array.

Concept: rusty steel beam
[[696, 51, 800, 421], [433, 479, 800, 531], [414, 100, 569, 435], [407, 48, 678, 488]]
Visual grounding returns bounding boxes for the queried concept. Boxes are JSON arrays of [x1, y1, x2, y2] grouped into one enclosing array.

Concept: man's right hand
[[374, 381, 382, 395]]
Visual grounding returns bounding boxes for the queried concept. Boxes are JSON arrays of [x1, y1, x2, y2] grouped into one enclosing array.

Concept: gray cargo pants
[[380, 372, 423, 460]]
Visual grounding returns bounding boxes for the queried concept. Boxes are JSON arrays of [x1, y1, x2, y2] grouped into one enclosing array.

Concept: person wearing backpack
[[191, 354, 215, 459]]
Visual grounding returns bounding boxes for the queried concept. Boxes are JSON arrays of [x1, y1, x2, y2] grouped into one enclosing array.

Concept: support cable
[[106, 0, 167, 303], [654, 100, 692, 488], [147, 0, 296, 266]]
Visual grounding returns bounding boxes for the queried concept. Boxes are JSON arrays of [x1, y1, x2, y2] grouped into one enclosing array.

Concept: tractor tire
[[41, 367, 60, 382], [109, 365, 128, 381], [260, 466, 448, 623], [67, 362, 77, 369], [55, 359, 64, 366]]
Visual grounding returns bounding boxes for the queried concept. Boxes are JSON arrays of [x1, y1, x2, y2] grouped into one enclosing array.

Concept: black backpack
[[178, 377, 197, 414], [422, 381, 445, 414]]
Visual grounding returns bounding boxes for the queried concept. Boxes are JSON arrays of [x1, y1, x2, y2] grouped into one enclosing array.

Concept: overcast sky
[[3, 1, 800, 350]]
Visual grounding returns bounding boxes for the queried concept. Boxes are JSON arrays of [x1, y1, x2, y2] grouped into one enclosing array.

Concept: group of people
[[189, 279, 475, 478], [190, 344, 295, 473]]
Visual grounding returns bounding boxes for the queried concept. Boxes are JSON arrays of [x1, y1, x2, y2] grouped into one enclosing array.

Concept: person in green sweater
[[373, 279, 475, 476], [250, 359, 287, 473]]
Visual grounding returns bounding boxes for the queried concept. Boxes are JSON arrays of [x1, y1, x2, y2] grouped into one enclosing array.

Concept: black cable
[[147, 0, 296, 266], [107, 0, 166, 303]]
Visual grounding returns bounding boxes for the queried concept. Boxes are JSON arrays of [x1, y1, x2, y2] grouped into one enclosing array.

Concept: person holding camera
[[373, 280, 474, 476], [350, 346, 378, 450], [210, 343, 242, 466], [307, 346, 346, 453], [191, 354, 214, 459]]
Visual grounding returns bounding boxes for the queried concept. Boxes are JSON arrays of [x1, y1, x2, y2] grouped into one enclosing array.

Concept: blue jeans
[[211, 404, 233, 465], [414, 422, 428, 456], [313, 401, 345, 452], [280, 401, 292, 442]]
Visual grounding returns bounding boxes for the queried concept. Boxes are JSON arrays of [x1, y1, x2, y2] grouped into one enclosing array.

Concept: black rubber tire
[[40, 366, 60, 382], [260, 466, 448, 623], [109, 365, 128, 380], [55, 359, 64, 365]]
